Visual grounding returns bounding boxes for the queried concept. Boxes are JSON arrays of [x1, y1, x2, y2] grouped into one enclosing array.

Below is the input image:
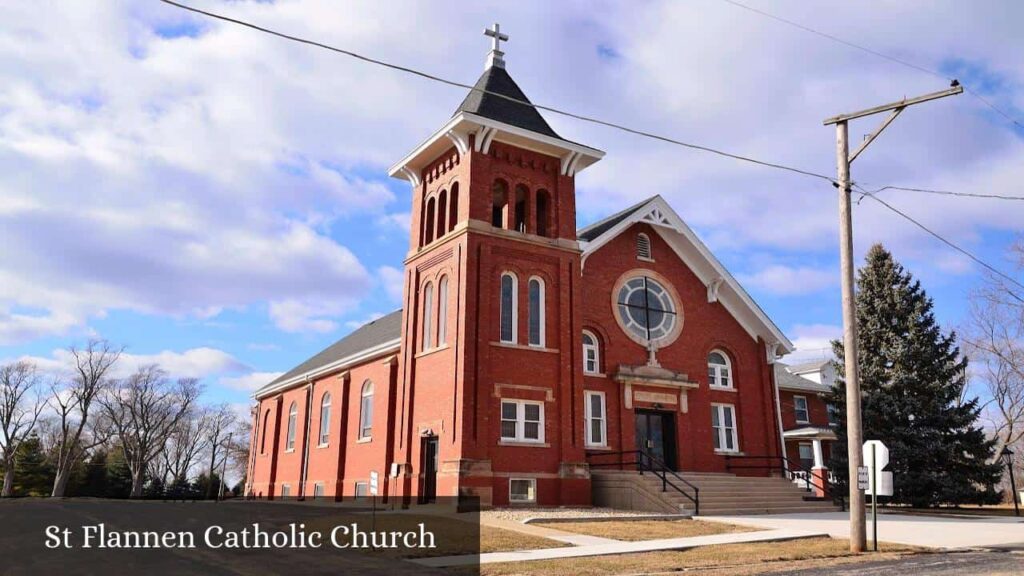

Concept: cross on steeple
[[483, 22, 509, 70]]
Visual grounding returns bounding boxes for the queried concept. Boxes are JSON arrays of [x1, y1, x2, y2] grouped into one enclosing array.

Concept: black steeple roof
[[453, 66, 560, 139]]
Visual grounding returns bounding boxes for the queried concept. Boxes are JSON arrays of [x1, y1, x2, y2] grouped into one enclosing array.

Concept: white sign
[[866, 470, 894, 496], [369, 470, 379, 496], [857, 466, 870, 490], [863, 440, 889, 469]]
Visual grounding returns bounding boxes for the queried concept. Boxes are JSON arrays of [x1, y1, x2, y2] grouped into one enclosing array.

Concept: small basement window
[[509, 478, 536, 503]]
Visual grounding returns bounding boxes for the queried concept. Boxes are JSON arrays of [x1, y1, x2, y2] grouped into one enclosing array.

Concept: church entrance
[[635, 410, 677, 470], [420, 436, 438, 504]]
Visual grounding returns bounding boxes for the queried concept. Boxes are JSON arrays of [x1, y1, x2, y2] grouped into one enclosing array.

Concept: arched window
[[708, 350, 733, 388], [514, 184, 529, 233], [500, 272, 518, 344], [528, 276, 545, 347], [582, 330, 600, 374], [285, 401, 298, 451], [318, 392, 331, 446], [359, 381, 374, 439], [491, 180, 509, 228], [422, 281, 434, 351], [438, 275, 449, 345], [260, 409, 270, 454], [436, 189, 448, 238], [637, 233, 652, 260], [448, 183, 459, 233], [424, 197, 436, 245], [536, 189, 551, 238]]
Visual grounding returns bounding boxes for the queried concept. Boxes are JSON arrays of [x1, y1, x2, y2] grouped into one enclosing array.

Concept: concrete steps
[[591, 469, 841, 516]]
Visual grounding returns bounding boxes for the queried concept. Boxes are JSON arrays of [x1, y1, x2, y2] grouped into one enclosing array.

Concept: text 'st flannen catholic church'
[[245, 25, 832, 509]]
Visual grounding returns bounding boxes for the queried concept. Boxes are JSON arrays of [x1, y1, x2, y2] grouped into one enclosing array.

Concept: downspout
[[769, 346, 789, 475], [246, 405, 259, 497], [298, 378, 314, 499]]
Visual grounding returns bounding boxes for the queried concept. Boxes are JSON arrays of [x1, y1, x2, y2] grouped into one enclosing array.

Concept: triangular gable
[[580, 195, 795, 357]]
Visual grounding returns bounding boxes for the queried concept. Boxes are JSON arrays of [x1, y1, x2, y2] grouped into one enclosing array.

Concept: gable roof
[[254, 310, 402, 398], [579, 195, 794, 354], [453, 66, 560, 139], [774, 363, 830, 393]]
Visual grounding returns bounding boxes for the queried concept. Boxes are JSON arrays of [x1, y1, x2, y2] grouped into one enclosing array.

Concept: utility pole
[[823, 82, 962, 553]]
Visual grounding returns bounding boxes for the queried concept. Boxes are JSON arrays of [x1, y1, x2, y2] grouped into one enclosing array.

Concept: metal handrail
[[723, 454, 846, 511], [587, 449, 700, 515]]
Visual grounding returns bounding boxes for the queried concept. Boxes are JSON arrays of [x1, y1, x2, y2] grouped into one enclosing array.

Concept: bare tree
[[159, 407, 209, 487], [50, 340, 121, 497], [102, 365, 201, 498], [202, 403, 237, 499], [963, 240, 1024, 457], [0, 362, 45, 497]]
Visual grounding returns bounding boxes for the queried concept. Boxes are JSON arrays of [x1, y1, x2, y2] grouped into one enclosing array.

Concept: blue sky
[[1, 1, 1022, 415]]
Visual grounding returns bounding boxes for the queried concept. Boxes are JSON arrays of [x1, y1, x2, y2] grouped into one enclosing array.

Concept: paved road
[[786, 551, 1024, 575], [703, 511, 1024, 549]]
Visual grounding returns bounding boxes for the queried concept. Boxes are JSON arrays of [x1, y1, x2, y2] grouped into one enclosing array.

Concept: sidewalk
[[415, 527, 828, 567], [480, 515, 618, 546]]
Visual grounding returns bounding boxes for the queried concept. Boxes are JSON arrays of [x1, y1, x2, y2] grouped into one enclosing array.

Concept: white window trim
[[584, 390, 607, 447], [528, 276, 546, 348], [582, 330, 600, 375], [711, 403, 739, 453], [500, 399, 545, 443], [438, 276, 449, 346], [422, 281, 434, 352], [285, 401, 298, 452], [708, 350, 733, 389], [359, 381, 374, 440], [509, 477, 537, 503], [500, 272, 518, 344], [793, 395, 810, 424], [318, 392, 331, 447]]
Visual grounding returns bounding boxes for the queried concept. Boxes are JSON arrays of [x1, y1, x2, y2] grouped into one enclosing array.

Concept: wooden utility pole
[[824, 83, 962, 553]]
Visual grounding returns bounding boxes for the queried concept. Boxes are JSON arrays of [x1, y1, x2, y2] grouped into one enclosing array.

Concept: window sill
[[356, 437, 372, 444], [284, 448, 295, 454], [584, 372, 608, 379], [714, 449, 743, 456], [585, 445, 612, 451], [709, 386, 736, 392], [795, 420, 811, 425], [491, 341, 560, 354], [499, 440, 550, 448], [415, 344, 450, 359], [316, 443, 329, 449]]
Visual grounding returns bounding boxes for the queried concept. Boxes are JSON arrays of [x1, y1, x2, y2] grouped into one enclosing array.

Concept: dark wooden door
[[421, 436, 438, 503], [635, 410, 677, 470]]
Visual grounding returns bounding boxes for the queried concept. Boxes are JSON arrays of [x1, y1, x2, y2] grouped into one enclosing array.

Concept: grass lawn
[[533, 518, 757, 541], [481, 537, 923, 576], [882, 504, 1020, 518], [480, 525, 565, 553]]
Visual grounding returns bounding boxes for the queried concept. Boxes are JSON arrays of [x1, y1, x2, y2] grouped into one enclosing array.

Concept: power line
[[717, 0, 1024, 131], [856, 184, 1024, 296], [858, 185, 1024, 202], [157, 0, 835, 184], [159, 0, 1024, 292]]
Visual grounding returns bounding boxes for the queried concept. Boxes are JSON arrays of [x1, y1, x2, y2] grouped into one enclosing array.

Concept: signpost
[[862, 441, 893, 551]]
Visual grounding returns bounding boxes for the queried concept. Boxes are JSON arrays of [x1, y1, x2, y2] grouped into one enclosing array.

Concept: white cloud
[[219, 371, 284, 392], [377, 266, 405, 303], [14, 346, 248, 380], [784, 323, 841, 365], [268, 299, 347, 334], [739, 265, 837, 296]]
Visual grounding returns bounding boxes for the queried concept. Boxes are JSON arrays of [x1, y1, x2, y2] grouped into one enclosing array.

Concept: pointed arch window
[[438, 275, 449, 345], [424, 197, 436, 245], [285, 401, 298, 451], [637, 233, 652, 260], [359, 381, 374, 439], [437, 189, 448, 239], [422, 281, 434, 351], [492, 180, 509, 228], [708, 350, 733, 389], [528, 276, 545, 347], [260, 409, 270, 454], [500, 272, 518, 344], [582, 330, 600, 374], [448, 182, 459, 233], [318, 392, 331, 446]]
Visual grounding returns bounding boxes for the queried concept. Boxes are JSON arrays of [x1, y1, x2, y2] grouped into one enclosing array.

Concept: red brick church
[[245, 26, 838, 511]]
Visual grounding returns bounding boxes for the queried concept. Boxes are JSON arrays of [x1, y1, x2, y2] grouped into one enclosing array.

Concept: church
[[245, 26, 837, 511]]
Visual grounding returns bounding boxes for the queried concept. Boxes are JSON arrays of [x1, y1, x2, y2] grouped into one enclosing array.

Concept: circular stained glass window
[[616, 276, 678, 345]]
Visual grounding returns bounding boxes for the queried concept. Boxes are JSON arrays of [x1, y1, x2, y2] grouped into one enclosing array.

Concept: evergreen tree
[[78, 450, 109, 497], [105, 447, 133, 499], [829, 244, 1002, 507], [13, 435, 53, 496]]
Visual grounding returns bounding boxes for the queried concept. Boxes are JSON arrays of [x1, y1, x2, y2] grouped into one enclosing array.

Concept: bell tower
[[388, 24, 604, 507]]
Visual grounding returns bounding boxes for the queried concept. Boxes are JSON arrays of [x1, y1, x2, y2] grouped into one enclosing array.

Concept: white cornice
[[253, 338, 402, 400]]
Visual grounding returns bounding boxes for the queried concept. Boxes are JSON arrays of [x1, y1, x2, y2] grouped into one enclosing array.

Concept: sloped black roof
[[258, 309, 403, 393], [454, 66, 560, 139], [576, 196, 658, 242]]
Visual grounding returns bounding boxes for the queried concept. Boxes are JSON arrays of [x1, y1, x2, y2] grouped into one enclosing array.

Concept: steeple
[[483, 23, 508, 70]]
